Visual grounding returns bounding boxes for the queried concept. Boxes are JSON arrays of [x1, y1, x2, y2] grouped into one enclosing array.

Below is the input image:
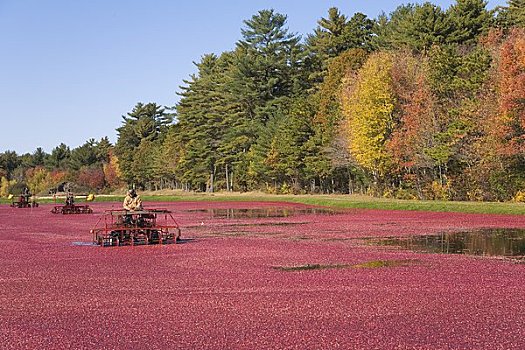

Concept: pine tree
[[306, 8, 374, 83], [446, 0, 492, 45], [509, 0, 525, 27], [115, 102, 171, 185], [375, 3, 451, 52], [175, 53, 234, 191], [498, 0, 525, 28], [45, 143, 70, 170], [31, 148, 47, 167], [232, 9, 303, 120], [69, 139, 98, 171], [220, 9, 306, 190], [95, 137, 112, 163], [0, 151, 20, 179]]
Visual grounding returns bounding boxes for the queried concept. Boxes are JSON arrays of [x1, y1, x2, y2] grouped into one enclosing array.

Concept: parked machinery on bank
[[90, 208, 181, 247]]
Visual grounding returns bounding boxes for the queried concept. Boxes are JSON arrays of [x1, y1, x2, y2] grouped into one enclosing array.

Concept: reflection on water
[[370, 229, 525, 257], [186, 207, 341, 219]]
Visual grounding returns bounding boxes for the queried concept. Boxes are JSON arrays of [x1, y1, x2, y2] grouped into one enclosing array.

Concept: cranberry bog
[[1, 201, 525, 350]]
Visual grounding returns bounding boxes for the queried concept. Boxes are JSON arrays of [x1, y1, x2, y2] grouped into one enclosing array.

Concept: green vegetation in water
[[203, 231, 253, 237], [274, 259, 418, 271], [273, 263, 350, 271], [351, 259, 419, 268]]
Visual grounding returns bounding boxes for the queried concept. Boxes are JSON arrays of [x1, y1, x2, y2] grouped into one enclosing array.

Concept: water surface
[[369, 228, 525, 258], [186, 207, 341, 219]]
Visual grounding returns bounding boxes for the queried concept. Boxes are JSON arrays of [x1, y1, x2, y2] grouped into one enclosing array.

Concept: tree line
[[1, 0, 525, 201]]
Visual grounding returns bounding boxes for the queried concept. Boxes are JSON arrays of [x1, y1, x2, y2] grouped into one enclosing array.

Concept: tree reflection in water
[[370, 229, 525, 258]]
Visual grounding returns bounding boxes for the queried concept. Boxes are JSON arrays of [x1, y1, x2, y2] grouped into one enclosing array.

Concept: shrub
[[512, 190, 525, 202], [395, 188, 418, 200]]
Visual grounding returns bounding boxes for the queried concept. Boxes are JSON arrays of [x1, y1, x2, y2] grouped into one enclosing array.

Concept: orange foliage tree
[[472, 28, 525, 200], [388, 52, 436, 173], [494, 28, 525, 157]]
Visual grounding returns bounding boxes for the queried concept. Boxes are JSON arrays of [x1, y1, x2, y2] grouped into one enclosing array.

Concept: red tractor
[[91, 208, 181, 247]]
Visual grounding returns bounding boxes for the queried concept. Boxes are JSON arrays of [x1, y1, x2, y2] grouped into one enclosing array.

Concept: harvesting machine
[[10, 192, 38, 208], [51, 193, 93, 214], [91, 208, 181, 247], [51, 204, 93, 214]]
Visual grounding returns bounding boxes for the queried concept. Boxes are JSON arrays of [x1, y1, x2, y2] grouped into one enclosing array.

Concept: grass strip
[[2, 193, 525, 215]]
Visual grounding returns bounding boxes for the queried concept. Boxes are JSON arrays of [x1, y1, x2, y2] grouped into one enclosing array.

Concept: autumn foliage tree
[[493, 28, 525, 157], [77, 166, 106, 191], [102, 151, 121, 188], [473, 27, 525, 199], [25, 167, 52, 194], [388, 52, 437, 197], [342, 52, 395, 187]]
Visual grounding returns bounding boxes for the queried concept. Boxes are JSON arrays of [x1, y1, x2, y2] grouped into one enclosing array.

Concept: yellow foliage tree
[[25, 167, 52, 195], [0, 176, 16, 197], [341, 52, 395, 178]]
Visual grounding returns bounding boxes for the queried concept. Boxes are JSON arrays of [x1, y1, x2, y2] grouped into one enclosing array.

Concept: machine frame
[[91, 208, 181, 247], [10, 195, 38, 208], [51, 204, 93, 214]]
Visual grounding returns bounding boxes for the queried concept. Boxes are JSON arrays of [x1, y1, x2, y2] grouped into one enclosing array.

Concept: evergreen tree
[[446, 0, 492, 45], [0, 151, 20, 179], [232, 9, 303, 120], [131, 139, 158, 189], [219, 9, 307, 190], [45, 143, 70, 169], [246, 104, 283, 190], [375, 3, 451, 52], [95, 137, 112, 163], [498, 0, 525, 28], [306, 8, 374, 83], [69, 139, 98, 171], [508, 0, 525, 26], [424, 44, 492, 197], [175, 53, 236, 191], [115, 102, 172, 185], [307, 7, 350, 61], [248, 97, 315, 193], [32, 147, 47, 167], [346, 13, 376, 51]]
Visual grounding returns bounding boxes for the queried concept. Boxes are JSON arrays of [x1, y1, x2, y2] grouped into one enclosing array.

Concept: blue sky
[[0, 0, 507, 154]]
